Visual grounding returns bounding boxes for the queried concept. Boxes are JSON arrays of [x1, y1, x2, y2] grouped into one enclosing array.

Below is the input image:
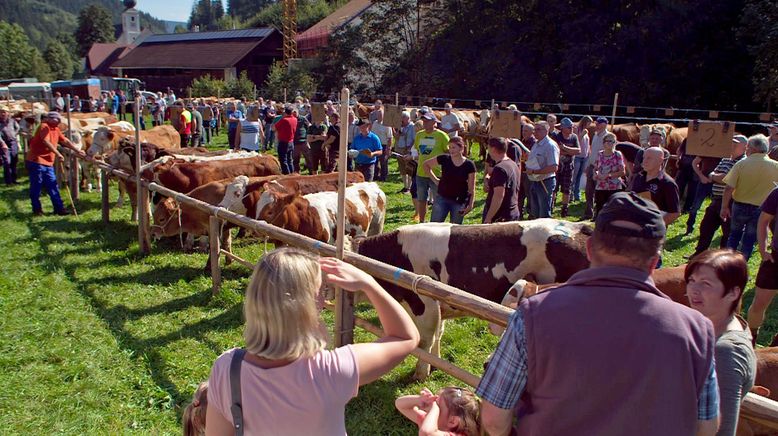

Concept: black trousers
[[693, 197, 731, 256]]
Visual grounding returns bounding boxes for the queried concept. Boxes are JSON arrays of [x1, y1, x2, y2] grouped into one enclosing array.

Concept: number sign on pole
[[686, 121, 735, 158]]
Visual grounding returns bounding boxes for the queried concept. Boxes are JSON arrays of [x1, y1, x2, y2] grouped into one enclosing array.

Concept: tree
[[190, 0, 227, 31], [224, 71, 256, 98], [741, 0, 778, 107], [0, 21, 52, 81], [191, 74, 226, 97], [44, 40, 74, 80], [174, 25, 188, 34], [74, 5, 114, 58], [228, 0, 274, 21], [264, 62, 317, 101]]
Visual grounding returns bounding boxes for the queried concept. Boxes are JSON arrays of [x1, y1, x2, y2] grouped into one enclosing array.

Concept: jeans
[[726, 201, 762, 260], [227, 128, 237, 149], [431, 195, 466, 224], [572, 156, 588, 201], [27, 161, 64, 213], [1, 147, 18, 184], [686, 182, 712, 229], [416, 176, 438, 202], [264, 123, 275, 151], [694, 197, 730, 256], [277, 141, 294, 174], [530, 177, 556, 218], [583, 165, 596, 218], [675, 161, 698, 212], [357, 163, 375, 181], [375, 144, 390, 181], [518, 171, 531, 218]]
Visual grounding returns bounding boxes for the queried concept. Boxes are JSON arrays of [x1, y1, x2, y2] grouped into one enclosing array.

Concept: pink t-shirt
[[208, 346, 359, 436]]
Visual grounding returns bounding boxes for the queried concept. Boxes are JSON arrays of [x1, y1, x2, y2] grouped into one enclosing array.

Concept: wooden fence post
[[209, 216, 222, 295], [68, 154, 80, 201], [101, 169, 110, 223], [335, 87, 355, 347], [138, 184, 152, 254]]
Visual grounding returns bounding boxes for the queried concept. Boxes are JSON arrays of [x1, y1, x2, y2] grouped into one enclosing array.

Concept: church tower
[[120, 0, 141, 45]]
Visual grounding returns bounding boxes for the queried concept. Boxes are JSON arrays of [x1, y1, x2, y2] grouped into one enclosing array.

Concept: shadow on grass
[[17, 199, 244, 412]]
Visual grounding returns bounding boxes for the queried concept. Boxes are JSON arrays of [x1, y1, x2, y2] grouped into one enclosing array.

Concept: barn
[[109, 28, 283, 93]]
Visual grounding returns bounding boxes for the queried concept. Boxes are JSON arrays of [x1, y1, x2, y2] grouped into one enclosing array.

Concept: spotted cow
[[258, 181, 386, 244], [353, 218, 592, 379]]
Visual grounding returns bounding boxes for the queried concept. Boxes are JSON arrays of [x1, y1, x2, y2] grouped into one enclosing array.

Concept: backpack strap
[[230, 349, 246, 436]]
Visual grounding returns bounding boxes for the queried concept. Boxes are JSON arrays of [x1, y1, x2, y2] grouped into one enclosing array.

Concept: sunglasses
[[604, 140, 615, 143]]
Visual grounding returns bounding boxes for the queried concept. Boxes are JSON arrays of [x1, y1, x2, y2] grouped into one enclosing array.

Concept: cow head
[[87, 127, 116, 157], [67, 130, 84, 151], [488, 279, 540, 336], [257, 181, 298, 226], [256, 180, 292, 221], [218, 175, 250, 215], [150, 197, 181, 239]]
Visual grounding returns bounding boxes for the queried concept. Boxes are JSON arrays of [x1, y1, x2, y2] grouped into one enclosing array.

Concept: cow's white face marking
[[256, 190, 276, 220], [397, 223, 453, 282], [219, 175, 250, 215]]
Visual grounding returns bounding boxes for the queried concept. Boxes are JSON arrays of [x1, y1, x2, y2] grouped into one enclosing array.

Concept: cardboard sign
[[489, 110, 522, 138], [686, 121, 735, 158], [383, 104, 403, 129], [310, 103, 326, 124], [169, 106, 184, 130]]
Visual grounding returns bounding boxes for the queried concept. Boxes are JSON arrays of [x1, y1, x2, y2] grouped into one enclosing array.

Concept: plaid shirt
[[476, 309, 720, 420]]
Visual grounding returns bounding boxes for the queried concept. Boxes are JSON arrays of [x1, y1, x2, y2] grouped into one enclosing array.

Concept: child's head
[[437, 387, 481, 436], [182, 382, 208, 436]]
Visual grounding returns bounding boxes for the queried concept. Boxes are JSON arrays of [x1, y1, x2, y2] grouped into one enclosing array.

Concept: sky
[[134, 0, 219, 23]]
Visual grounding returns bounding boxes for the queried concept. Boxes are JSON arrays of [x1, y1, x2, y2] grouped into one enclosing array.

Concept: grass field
[[0, 127, 775, 435]]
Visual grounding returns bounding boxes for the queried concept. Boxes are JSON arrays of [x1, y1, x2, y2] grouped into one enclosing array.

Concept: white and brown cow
[[353, 218, 592, 379], [258, 181, 386, 244]]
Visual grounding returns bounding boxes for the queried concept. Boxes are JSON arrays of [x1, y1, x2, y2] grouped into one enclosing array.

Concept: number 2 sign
[[686, 121, 735, 158]]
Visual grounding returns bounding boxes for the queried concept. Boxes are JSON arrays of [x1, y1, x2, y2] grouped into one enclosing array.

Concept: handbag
[[230, 349, 246, 436]]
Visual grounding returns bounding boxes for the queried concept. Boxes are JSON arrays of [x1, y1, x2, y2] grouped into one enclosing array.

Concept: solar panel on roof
[[143, 28, 274, 44]]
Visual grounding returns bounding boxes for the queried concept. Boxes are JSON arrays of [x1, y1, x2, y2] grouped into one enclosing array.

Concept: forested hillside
[[0, 0, 166, 51]]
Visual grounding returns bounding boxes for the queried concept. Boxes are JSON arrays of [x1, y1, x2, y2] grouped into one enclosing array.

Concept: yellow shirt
[[723, 153, 778, 206]]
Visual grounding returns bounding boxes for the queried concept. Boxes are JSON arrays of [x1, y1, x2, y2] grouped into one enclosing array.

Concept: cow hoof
[[412, 370, 431, 381]]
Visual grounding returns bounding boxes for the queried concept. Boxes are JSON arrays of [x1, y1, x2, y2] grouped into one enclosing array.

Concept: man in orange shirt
[[26, 112, 83, 216]]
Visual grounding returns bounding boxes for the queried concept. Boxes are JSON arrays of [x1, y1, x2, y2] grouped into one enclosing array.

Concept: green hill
[[0, 0, 166, 52]]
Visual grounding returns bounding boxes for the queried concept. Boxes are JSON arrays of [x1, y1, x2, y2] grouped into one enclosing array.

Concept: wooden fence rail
[[63, 149, 778, 428]]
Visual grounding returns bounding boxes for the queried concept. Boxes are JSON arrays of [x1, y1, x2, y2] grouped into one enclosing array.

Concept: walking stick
[[57, 158, 78, 217]]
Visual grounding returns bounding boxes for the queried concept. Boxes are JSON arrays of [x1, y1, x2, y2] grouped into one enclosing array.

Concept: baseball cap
[[649, 127, 666, 139], [596, 116, 608, 124], [560, 117, 574, 128], [46, 111, 61, 121], [596, 191, 666, 239], [356, 118, 370, 126], [421, 112, 438, 122], [732, 134, 748, 144]]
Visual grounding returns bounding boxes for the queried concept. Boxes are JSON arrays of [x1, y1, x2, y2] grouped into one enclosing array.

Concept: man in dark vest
[[478, 191, 719, 436]]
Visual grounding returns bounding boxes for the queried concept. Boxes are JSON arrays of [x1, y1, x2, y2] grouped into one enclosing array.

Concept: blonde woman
[[205, 248, 420, 435]]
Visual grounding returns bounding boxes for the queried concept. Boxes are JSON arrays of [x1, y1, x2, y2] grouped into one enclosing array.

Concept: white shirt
[[440, 113, 461, 137], [588, 130, 607, 167], [371, 121, 393, 146]]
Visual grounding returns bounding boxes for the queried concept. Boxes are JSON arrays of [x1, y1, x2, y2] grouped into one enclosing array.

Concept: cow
[[68, 111, 117, 124], [611, 123, 641, 143], [638, 123, 676, 147], [145, 155, 282, 195], [352, 219, 593, 380], [151, 171, 365, 241], [491, 265, 688, 335], [151, 172, 366, 266], [257, 181, 386, 244], [87, 124, 180, 156]]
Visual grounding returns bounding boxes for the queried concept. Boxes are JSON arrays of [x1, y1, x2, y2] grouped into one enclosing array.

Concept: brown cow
[[68, 112, 118, 124], [148, 155, 282, 194], [151, 172, 366, 268], [611, 123, 641, 143], [258, 181, 386, 244], [87, 124, 180, 156]]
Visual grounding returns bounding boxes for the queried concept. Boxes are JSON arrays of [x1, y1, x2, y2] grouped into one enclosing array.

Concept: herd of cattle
[[21, 107, 778, 426]]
